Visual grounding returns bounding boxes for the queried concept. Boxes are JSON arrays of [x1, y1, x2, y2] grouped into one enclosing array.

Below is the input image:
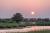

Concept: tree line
[[0, 13, 50, 22]]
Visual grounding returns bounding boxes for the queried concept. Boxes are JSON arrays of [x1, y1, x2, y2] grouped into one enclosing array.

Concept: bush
[[18, 22, 26, 27], [0, 22, 19, 28], [36, 22, 50, 26]]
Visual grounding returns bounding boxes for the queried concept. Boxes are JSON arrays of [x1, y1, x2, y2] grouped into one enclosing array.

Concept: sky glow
[[0, 0, 50, 18]]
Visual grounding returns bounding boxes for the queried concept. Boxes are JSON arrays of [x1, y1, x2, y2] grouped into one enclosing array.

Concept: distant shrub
[[18, 22, 26, 27], [36, 22, 50, 26]]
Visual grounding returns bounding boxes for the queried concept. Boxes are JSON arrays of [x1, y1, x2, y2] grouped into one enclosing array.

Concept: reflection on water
[[32, 26, 50, 31], [0, 26, 50, 33]]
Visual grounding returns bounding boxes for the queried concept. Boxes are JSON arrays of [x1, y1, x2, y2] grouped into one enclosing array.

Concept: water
[[0, 26, 50, 33]]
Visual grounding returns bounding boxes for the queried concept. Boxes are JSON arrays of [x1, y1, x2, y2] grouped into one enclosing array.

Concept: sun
[[31, 11, 35, 15]]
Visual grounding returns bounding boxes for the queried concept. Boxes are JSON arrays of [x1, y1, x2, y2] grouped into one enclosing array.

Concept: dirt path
[[0, 26, 50, 33]]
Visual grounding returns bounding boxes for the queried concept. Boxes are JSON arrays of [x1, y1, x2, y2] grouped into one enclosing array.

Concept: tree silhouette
[[12, 13, 24, 23]]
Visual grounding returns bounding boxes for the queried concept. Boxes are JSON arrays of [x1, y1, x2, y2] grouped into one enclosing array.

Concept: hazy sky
[[0, 0, 50, 18]]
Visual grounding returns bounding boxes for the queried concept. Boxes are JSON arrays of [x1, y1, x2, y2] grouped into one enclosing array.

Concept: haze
[[0, 0, 50, 18]]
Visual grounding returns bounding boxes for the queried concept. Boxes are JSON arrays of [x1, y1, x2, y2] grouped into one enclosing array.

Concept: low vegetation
[[0, 20, 50, 29], [0, 13, 50, 28]]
